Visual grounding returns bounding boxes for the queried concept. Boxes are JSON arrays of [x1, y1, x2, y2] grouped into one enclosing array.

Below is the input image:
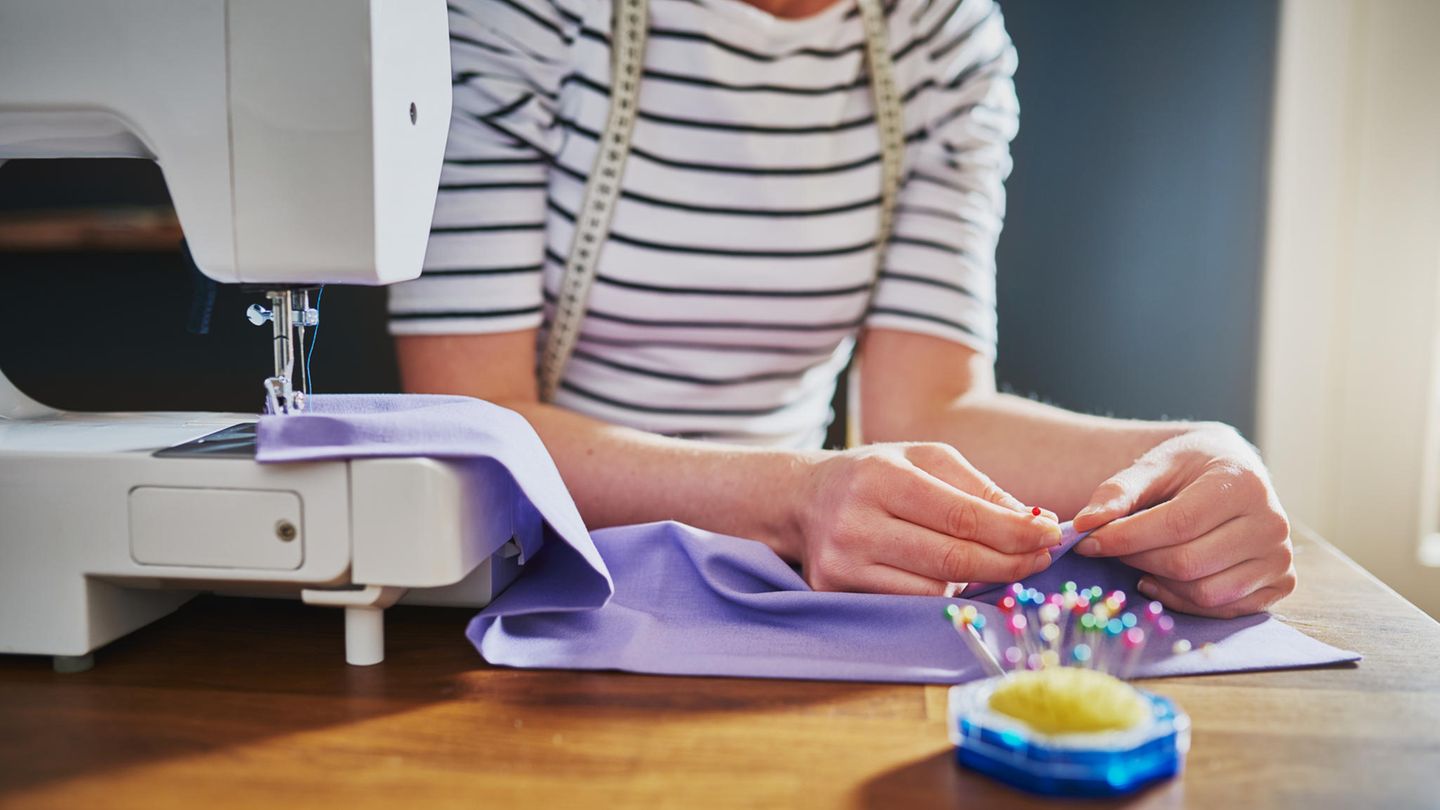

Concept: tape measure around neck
[[538, 0, 903, 403]]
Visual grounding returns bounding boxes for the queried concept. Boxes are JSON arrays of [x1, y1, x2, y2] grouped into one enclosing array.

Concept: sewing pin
[[1120, 627, 1147, 679], [944, 604, 1005, 677], [1004, 646, 1025, 670], [1007, 613, 1032, 659], [1099, 618, 1125, 675]]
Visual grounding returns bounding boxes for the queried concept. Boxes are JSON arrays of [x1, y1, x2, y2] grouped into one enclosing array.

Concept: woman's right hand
[[791, 443, 1062, 595]]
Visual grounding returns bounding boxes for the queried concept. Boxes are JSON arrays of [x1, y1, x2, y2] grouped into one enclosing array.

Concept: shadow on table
[[0, 596, 469, 794], [856, 748, 1187, 810], [0, 595, 892, 795]]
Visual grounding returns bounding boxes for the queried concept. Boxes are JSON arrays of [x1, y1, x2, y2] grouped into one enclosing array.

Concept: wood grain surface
[[1, 526, 1437, 810], [0, 208, 181, 253]]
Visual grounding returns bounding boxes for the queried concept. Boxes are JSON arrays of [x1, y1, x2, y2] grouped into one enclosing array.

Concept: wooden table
[[2, 526, 1438, 809]]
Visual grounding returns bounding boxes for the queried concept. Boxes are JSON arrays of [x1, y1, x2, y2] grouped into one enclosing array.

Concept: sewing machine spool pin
[[247, 289, 319, 415]]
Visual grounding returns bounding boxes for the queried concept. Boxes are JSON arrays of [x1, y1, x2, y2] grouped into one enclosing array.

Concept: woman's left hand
[[1070, 424, 1296, 618]]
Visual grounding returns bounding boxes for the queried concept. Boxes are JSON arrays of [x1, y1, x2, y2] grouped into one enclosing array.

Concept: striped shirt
[[388, 0, 1020, 449]]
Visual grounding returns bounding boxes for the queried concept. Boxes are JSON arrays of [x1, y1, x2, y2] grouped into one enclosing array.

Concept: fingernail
[[1029, 505, 1061, 522], [1076, 538, 1100, 556], [943, 582, 969, 598], [1075, 505, 1098, 521], [1137, 577, 1156, 597], [1033, 550, 1052, 568], [1044, 522, 1063, 547]]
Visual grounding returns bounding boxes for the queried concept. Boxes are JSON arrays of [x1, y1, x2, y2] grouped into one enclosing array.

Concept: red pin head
[[1031, 506, 1042, 517]]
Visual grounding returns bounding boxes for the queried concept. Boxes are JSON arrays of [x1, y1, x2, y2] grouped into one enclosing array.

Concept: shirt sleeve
[[387, 0, 581, 336], [865, 0, 1020, 357]]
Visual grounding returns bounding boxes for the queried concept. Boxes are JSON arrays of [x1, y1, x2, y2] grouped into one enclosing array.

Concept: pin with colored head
[[944, 603, 1005, 677], [1120, 627, 1147, 679], [1004, 646, 1025, 670]]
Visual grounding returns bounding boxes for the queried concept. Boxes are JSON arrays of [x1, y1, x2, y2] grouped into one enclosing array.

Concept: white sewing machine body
[[0, 0, 522, 667], [0, 414, 526, 665]]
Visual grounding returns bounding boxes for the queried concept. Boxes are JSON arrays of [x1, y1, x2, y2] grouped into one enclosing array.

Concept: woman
[[389, 0, 1294, 617]]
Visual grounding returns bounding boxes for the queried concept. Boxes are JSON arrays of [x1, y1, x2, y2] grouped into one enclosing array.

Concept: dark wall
[[0, 161, 398, 413], [1, 0, 1279, 432], [994, 0, 1278, 435]]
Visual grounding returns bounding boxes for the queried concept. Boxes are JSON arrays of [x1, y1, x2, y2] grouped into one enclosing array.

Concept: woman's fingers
[[879, 461, 1061, 554], [1072, 450, 1185, 532], [827, 564, 951, 596], [880, 521, 1053, 585], [1077, 466, 1264, 558], [1137, 550, 1296, 618], [1116, 518, 1254, 582], [1140, 581, 1291, 620]]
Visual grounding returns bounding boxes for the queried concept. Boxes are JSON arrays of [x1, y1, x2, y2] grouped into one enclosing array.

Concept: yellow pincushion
[[987, 668, 1148, 734]]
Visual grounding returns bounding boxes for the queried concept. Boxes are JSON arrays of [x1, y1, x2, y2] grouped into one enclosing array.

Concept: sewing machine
[[0, 0, 525, 669]]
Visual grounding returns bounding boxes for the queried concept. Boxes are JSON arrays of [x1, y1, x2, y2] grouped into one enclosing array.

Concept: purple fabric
[[258, 395, 1358, 684]]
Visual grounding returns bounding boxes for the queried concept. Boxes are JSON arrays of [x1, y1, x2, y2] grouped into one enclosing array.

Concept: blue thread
[[306, 286, 325, 396]]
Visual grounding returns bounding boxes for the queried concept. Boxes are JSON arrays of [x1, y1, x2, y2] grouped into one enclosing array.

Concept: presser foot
[[248, 289, 319, 415], [263, 376, 305, 416]]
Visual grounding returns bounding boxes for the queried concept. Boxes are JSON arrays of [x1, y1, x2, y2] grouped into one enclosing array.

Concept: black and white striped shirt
[[389, 0, 1019, 448]]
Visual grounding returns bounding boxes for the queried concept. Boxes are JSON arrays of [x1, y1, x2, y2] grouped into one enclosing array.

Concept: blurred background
[[2, 0, 1438, 614]]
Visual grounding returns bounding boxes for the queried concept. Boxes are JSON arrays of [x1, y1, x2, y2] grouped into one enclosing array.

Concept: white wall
[[1258, 0, 1440, 615]]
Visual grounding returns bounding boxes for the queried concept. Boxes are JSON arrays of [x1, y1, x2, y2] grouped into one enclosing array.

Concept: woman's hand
[[793, 443, 1063, 595], [1071, 424, 1296, 618]]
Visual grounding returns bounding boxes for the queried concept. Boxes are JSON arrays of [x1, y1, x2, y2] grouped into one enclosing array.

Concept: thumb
[[1072, 454, 1177, 533], [1072, 478, 1134, 533]]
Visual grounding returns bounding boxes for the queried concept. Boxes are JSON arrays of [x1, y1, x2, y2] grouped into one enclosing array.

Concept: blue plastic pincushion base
[[947, 676, 1190, 797]]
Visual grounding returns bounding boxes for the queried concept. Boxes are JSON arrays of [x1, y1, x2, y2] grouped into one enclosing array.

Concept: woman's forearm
[[396, 332, 822, 559], [902, 392, 1194, 520], [857, 329, 1197, 519], [495, 400, 820, 559]]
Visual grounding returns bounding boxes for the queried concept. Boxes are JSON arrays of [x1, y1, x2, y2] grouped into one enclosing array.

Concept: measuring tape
[[538, 0, 905, 403]]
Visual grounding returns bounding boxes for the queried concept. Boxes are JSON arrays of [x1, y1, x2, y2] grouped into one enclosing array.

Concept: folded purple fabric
[[258, 394, 1358, 684]]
